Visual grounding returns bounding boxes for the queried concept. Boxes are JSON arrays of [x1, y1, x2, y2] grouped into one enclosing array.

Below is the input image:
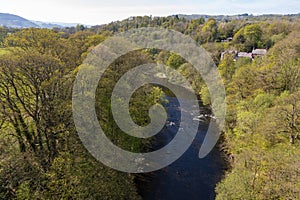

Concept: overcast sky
[[0, 0, 299, 25]]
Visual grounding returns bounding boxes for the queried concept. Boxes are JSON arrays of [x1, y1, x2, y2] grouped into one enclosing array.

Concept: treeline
[[0, 14, 299, 199]]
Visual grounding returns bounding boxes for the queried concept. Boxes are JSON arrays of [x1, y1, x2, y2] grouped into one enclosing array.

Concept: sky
[[0, 0, 299, 25]]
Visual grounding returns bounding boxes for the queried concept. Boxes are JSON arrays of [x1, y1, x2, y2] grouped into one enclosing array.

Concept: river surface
[[136, 96, 227, 200]]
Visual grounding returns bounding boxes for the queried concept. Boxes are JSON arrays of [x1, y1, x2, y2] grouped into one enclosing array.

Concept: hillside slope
[[0, 13, 39, 28]]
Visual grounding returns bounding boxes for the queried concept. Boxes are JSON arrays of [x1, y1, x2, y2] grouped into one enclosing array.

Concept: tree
[[200, 84, 210, 106], [0, 26, 9, 46], [166, 52, 186, 69], [233, 27, 245, 44], [218, 53, 236, 83], [75, 24, 86, 32], [216, 145, 300, 200], [273, 91, 300, 144], [201, 18, 218, 42], [0, 29, 80, 169], [244, 24, 263, 49], [218, 21, 235, 39], [0, 51, 72, 169]]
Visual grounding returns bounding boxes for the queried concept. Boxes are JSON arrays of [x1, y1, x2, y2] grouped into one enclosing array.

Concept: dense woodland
[[0, 14, 299, 199]]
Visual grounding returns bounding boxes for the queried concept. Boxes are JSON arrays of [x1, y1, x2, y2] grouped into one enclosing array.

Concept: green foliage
[[201, 18, 218, 42], [166, 52, 186, 69], [216, 26, 300, 199], [0, 29, 144, 199], [233, 27, 245, 44], [218, 54, 235, 82], [218, 21, 235, 39], [186, 18, 204, 34], [244, 24, 263, 49], [0, 14, 300, 200], [200, 85, 210, 106], [0, 27, 9, 46], [216, 144, 300, 200], [0, 47, 11, 55], [16, 182, 32, 200], [233, 23, 263, 51]]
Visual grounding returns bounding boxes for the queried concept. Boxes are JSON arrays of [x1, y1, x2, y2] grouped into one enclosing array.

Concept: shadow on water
[[136, 96, 227, 200]]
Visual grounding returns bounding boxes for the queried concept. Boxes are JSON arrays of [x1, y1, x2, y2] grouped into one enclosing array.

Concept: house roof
[[252, 49, 267, 55], [237, 52, 253, 58]]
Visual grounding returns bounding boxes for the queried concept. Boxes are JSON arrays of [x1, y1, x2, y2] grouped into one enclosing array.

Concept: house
[[252, 49, 267, 58], [220, 49, 267, 61], [220, 50, 237, 60], [237, 52, 253, 60]]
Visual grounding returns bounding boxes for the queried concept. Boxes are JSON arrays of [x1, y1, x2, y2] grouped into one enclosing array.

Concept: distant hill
[[31, 21, 83, 28], [0, 13, 39, 28], [51, 22, 87, 28], [0, 13, 83, 28], [31, 21, 63, 29]]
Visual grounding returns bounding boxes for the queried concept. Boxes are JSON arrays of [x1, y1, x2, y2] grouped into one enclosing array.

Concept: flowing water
[[136, 96, 227, 200]]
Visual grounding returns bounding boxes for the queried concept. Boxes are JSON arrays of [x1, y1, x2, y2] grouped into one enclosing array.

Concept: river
[[136, 96, 227, 200]]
